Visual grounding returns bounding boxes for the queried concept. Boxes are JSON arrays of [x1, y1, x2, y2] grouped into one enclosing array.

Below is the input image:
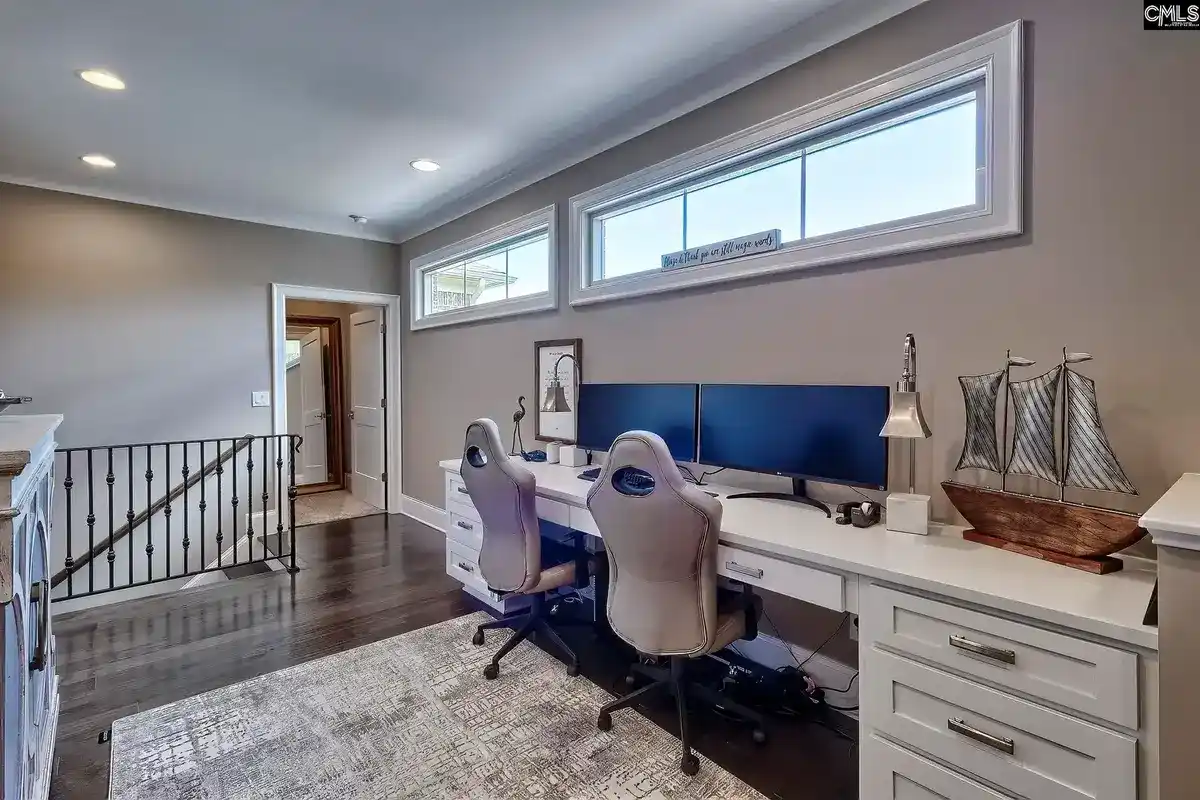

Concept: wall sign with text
[[661, 229, 782, 271]]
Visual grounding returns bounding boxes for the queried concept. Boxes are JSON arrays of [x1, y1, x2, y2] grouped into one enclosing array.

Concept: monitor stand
[[725, 478, 831, 517]]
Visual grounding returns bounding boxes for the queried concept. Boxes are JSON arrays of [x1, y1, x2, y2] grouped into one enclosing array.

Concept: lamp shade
[[879, 390, 931, 439], [541, 380, 571, 413]]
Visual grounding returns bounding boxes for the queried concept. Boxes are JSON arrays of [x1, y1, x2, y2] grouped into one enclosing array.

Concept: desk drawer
[[861, 733, 1012, 799], [446, 496, 481, 525], [536, 496, 571, 528], [717, 545, 845, 612], [445, 540, 488, 596], [445, 472, 475, 509], [862, 585, 1138, 729], [864, 647, 1136, 800], [446, 513, 483, 551], [569, 507, 601, 538]]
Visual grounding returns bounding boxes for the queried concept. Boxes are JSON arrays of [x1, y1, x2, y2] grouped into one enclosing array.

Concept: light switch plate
[[251, 391, 271, 407]]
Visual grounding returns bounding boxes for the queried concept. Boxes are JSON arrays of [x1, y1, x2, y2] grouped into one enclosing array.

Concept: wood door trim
[[287, 315, 345, 490]]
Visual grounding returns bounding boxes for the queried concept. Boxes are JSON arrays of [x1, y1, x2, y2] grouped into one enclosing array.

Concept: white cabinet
[[0, 415, 62, 800], [861, 581, 1151, 800]]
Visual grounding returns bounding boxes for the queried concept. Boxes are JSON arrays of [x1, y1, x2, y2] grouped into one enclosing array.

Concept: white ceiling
[[0, 0, 917, 242]]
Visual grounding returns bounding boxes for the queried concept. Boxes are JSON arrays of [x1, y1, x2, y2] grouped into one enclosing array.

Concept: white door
[[350, 308, 386, 509], [299, 328, 328, 485]]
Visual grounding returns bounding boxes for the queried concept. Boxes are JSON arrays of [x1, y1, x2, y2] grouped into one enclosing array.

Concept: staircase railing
[[52, 433, 300, 600]]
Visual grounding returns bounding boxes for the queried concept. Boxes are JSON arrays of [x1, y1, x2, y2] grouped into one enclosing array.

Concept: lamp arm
[[551, 352, 582, 383]]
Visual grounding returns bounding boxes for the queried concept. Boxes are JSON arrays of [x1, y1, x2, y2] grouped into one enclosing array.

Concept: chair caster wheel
[[596, 712, 612, 731], [624, 674, 638, 688], [472, 630, 485, 646], [567, 663, 580, 677], [752, 728, 767, 745], [483, 663, 499, 680], [680, 754, 700, 776]]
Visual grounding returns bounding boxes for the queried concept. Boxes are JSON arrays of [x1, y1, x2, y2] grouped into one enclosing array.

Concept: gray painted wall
[[0, 182, 398, 449], [400, 0, 1200, 662]]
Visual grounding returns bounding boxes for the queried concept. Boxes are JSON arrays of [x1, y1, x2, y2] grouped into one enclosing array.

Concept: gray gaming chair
[[587, 430, 764, 775], [460, 418, 585, 680]]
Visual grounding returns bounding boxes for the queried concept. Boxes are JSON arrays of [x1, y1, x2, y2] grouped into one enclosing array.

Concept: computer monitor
[[698, 384, 890, 512], [575, 383, 699, 462]]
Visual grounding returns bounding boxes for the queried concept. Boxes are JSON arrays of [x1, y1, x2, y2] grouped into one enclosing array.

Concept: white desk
[[438, 458, 1160, 799]]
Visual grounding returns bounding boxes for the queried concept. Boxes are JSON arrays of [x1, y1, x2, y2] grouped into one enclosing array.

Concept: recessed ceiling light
[[77, 69, 125, 91], [410, 159, 440, 172], [80, 154, 116, 169]]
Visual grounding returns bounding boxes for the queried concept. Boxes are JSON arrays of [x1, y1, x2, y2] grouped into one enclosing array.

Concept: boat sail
[[954, 370, 1004, 472], [1006, 365, 1062, 484], [942, 347, 1144, 574], [1063, 363, 1137, 495]]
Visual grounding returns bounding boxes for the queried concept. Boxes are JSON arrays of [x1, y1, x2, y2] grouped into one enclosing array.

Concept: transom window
[[569, 22, 1022, 307], [410, 205, 557, 330]]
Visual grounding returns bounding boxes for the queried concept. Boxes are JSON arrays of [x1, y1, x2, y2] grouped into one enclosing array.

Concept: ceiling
[[0, 0, 915, 242]]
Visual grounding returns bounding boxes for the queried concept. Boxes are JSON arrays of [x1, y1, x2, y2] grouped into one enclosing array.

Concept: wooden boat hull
[[941, 481, 1147, 574]]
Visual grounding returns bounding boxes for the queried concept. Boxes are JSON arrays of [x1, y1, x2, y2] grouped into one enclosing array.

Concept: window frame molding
[[568, 21, 1023, 308], [409, 204, 558, 330]]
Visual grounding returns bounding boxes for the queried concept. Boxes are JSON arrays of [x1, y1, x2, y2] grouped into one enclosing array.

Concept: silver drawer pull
[[949, 635, 1016, 665], [725, 561, 764, 579], [456, 561, 475, 573], [455, 520, 474, 531], [948, 718, 1015, 755], [456, 486, 470, 495]]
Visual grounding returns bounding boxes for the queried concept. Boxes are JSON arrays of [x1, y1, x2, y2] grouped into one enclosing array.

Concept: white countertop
[[440, 458, 1159, 651], [0, 414, 63, 475], [1139, 472, 1200, 550]]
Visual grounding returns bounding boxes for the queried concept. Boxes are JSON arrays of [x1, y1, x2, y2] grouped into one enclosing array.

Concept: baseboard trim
[[730, 632, 859, 710], [401, 495, 448, 532]]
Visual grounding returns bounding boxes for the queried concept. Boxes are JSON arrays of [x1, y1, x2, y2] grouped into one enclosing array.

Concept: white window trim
[[409, 205, 558, 330], [568, 21, 1023, 308]]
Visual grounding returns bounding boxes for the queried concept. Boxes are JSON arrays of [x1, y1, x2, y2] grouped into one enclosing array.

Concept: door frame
[[270, 284, 402, 512], [287, 314, 345, 495]]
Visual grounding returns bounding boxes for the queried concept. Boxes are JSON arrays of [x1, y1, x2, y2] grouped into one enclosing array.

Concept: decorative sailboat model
[[942, 348, 1145, 574]]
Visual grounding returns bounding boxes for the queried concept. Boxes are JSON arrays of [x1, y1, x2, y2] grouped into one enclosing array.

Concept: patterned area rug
[[109, 612, 766, 799]]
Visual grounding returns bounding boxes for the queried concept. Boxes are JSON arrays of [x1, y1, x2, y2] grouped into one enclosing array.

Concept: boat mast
[[1059, 347, 1069, 502], [1001, 350, 1011, 493]]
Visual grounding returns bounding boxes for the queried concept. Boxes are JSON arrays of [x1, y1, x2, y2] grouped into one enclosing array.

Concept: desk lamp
[[879, 333, 933, 535], [541, 353, 580, 413], [540, 353, 588, 465]]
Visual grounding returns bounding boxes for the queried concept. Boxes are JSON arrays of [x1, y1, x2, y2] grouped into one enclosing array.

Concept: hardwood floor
[[50, 514, 855, 799]]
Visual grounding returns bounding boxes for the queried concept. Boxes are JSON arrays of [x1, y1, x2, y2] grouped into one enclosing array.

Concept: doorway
[[271, 285, 402, 527]]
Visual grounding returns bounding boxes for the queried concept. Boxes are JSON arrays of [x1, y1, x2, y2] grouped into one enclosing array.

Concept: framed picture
[[534, 338, 582, 443]]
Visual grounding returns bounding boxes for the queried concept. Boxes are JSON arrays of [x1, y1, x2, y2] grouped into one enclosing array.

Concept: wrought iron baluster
[[275, 436, 284, 562], [245, 437, 255, 564], [164, 445, 172, 578], [106, 448, 115, 589], [216, 440, 224, 567], [261, 436, 268, 562], [231, 440, 239, 565], [86, 449, 95, 594], [199, 440, 207, 571], [63, 452, 73, 597], [182, 443, 191, 573], [145, 444, 154, 580], [289, 435, 299, 573], [127, 445, 134, 586]]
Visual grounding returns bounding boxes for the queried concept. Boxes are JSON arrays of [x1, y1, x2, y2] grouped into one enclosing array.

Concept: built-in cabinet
[[0, 415, 61, 800]]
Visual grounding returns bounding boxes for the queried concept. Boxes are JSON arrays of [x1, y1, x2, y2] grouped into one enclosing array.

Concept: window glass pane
[[805, 99, 978, 239], [424, 261, 466, 315], [685, 157, 804, 247], [464, 251, 508, 307], [599, 196, 683, 280], [505, 236, 550, 299]]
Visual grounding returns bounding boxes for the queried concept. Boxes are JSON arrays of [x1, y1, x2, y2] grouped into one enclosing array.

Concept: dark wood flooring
[[50, 514, 856, 799]]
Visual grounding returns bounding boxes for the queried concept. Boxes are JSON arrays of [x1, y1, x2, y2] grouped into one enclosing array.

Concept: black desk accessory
[[578, 467, 601, 482], [837, 501, 881, 527]]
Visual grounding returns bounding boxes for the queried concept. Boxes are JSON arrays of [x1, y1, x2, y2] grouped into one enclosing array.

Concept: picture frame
[[534, 338, 582, 443]]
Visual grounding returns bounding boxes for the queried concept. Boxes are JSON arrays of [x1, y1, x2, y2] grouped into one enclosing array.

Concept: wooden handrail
[[50, 436, 254, 589]]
